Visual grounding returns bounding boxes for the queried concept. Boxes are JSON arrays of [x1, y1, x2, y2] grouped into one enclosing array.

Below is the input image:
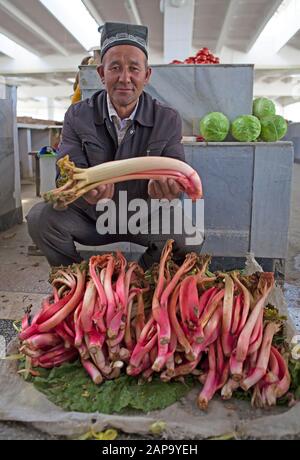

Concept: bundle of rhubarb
[[127, 241, 290, 409], [43, 155, 203, 209], [19, 254, 150, 384], [18, 240, 291, 411]]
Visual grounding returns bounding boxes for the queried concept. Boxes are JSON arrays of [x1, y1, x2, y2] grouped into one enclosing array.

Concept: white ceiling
[[0, 0, 300, 109], [2, 0, 296, 58]]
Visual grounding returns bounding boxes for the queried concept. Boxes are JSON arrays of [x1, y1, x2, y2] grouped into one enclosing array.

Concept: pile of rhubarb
[[19, 240, 291, 410]]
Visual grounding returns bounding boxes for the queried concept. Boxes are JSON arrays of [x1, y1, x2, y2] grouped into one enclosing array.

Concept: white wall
[[283, 102, 300, 122]]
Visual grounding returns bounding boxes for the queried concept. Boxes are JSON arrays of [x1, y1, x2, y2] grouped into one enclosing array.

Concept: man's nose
[[119, 67, 131, 83]]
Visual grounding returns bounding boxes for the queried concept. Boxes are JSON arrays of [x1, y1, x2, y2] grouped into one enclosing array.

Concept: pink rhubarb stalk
[[135, 292, 146, 341], [23, 333, 62, 350], [221, 378, 240, 399], [233, 273, 274, 371], [36, 349, 78, 368], [129, 317, 157, 368], [247, 310, 264, 355], [198, 286, 218, 318], [81, 359, 103, 384], [85, 327, 105, 354], [221, 275, 234, 356], [55, 323, 74, 348], [241, 322, 280, 390], [104, 256, 116, 327], [230, 294, 242, 335], [80, 279, 97, 333], [89, 256, 108, 331], [19, 265, 86, 339], [74, 301, 84, 347], [198, 288, 225, 333], [198, 344, 218, 410], [169, 284, 194, 359], [151, 240, 173, 371], [153, 250, 197, 372], [231, 272, 251, 335], [270, 346, 291, 398]]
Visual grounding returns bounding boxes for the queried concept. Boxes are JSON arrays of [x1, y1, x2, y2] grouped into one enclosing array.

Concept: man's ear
[[145, 66, 152, 85], [97, 65, 105, 84]]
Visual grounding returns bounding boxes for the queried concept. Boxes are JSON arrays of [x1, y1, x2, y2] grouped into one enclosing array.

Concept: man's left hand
[[148, 178, 182, 200]]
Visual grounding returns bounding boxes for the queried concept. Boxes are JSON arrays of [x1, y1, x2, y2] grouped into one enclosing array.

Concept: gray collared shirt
[[107, 94, 138, 145]]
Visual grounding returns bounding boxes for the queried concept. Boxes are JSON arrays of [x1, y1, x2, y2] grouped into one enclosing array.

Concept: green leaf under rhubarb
[[20, 360, 195, 414]]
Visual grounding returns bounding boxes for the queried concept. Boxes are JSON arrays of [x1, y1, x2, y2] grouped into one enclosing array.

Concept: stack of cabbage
[[252, 98, 288, 142], [199, 98, 288, 142]]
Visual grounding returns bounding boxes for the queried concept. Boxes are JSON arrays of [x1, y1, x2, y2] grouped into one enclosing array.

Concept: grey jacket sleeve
[[57, 105, 88, 169], [162, 111, 185, 162]]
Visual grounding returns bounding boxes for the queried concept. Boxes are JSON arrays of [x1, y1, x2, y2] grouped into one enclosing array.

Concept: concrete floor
[[0, 166, 300, 439]]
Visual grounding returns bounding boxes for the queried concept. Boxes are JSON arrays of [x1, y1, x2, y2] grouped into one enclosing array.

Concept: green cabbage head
[[253, 98, 276, 119], [260, 115, 288, 142], [199, 112, 230, 141], [231, 115, 261, 142]]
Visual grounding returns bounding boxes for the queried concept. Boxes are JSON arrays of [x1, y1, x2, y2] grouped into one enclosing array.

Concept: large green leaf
[[24, 361, 195, 414]]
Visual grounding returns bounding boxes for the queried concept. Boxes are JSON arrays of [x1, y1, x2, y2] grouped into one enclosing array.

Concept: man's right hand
[[83, 184, 114, 205]]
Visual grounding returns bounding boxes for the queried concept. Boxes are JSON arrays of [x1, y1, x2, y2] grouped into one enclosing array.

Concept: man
[[27, 22, 187, 269]]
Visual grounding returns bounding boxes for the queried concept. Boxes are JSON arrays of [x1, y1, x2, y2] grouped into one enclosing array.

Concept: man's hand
[[83, 184, 114, 205], [148, 178, 182, 200]]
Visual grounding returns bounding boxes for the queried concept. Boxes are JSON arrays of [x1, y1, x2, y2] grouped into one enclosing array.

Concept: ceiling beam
[[0, 26, 42, 57], [5, 77, 47, 86], [245, 0, 284, 53], [45, 77, 70, 86], [0, 53, 85, 74], [39, 0, 99, 51], [0, 0, 69, 56], [220, 44, 300, 67], [215, 0, 239, 54], [249, 0, 300, 56], [0, 32, 38, 59], [18, 85, 73, 98], [81, 0, 104, 26], [0, 48, 164, 74], [254, 79, 300, 97], [124, 0, 142, 25]]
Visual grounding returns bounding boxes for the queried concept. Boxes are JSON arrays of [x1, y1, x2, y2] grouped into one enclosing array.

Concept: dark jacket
[[58, 89, 185, 212]]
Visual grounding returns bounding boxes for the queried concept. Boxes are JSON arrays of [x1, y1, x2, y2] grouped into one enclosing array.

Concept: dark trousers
[[26, 200, 194, 269]]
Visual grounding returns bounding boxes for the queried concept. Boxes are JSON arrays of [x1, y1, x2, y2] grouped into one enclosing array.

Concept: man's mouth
[[115, 88, 134, 92]]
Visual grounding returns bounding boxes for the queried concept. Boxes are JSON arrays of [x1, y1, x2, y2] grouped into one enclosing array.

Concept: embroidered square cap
[[100, 22, 148, 60]]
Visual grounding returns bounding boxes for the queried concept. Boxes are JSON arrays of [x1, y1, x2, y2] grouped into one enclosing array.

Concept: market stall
[[0, 84, 22, 232], [78, 63, 294, 275]]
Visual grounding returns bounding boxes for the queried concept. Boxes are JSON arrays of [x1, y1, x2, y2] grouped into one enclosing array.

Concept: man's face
[[98, 45, 151, 109]]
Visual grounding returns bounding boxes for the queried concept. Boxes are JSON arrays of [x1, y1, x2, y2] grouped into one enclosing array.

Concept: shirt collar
[[106, 93, 139, 124], [91, 90, 154, 127]]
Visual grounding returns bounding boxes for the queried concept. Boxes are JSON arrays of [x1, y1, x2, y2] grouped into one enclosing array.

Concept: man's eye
[[111, 66, 119, 71]]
